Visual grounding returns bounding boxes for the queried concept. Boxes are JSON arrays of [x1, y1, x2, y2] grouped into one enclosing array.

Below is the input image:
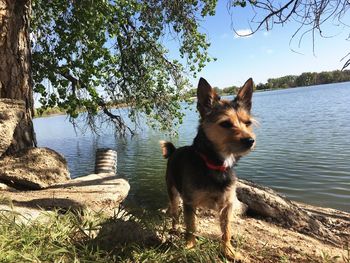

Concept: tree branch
[[42, 61, 135, 136], [229, 0, 350, 69]]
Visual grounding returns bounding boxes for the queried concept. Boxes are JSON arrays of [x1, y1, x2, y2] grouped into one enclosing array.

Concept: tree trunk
[[0, 0, 36, 155]]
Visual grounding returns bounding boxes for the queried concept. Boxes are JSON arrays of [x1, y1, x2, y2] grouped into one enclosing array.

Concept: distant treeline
[[255, 69, 350, 90], [184, 69, 350, 98]]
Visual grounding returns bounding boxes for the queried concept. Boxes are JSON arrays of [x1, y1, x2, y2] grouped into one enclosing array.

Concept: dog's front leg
[[184, 203, 196, 248], [220, 203, 243, 261]]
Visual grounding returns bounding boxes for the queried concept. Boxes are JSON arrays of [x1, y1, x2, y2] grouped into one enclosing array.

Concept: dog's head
[[197, 77, 256, 158]]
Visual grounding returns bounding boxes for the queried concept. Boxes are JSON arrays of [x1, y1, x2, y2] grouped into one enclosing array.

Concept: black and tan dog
[[160, 77, 256, 260]]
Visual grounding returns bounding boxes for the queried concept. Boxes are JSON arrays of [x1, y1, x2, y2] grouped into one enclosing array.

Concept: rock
[[0, 99, 25, 157], [0, 147, 70, 189], [1, 173, 130, 214]]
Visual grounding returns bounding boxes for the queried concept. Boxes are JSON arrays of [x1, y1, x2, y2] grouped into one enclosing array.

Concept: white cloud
[[234, 29, 253, 38]]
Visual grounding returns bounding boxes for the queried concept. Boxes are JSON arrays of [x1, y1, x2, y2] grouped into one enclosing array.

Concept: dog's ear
[[234, 78, 253, 112], [197, 78, 219, 117]]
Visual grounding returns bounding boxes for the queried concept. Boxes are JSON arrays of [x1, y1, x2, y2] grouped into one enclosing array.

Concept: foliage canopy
[[31, 0, 217, 134]]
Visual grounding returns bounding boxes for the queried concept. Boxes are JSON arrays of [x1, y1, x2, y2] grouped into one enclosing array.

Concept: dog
[[160, 77, 256, 261]]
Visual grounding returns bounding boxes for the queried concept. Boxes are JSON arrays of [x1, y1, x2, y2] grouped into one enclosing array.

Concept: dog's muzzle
[[240, 137, 255, 148]]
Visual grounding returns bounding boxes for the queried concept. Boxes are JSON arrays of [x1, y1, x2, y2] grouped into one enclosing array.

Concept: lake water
[[33, 82, 350, 212]]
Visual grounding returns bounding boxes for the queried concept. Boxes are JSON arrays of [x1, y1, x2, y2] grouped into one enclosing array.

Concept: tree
[[0, 0, 36, 154], [295, 72, 316, 87], [317, 71, 333, 84]]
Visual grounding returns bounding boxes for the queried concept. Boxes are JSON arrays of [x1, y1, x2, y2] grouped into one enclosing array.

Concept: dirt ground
[[194, 205, 350, 263]]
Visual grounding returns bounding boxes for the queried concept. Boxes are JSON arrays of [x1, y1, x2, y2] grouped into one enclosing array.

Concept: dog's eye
[[245, 120, 252, 126], [219, 120, 234, 129]]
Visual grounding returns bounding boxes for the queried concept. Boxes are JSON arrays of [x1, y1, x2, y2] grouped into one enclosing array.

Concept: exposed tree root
[[235, 179, 350, 247]]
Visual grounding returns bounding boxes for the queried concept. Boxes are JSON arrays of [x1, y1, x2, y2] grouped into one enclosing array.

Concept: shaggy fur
[[160, 77, 256, 261]]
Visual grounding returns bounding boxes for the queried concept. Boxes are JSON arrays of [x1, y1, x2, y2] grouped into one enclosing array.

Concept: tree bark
[[235, 179, 350, 246], [0, 0, 36, 155]]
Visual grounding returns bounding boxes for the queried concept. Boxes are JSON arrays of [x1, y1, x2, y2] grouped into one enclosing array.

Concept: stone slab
[[0, 173, 130, 215]]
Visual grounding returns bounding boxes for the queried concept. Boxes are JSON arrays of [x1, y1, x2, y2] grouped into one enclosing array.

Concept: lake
[[33, 82, 350, 212]]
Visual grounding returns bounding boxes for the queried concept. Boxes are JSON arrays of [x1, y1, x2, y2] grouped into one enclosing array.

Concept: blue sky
[[168, 0, 350, 88]]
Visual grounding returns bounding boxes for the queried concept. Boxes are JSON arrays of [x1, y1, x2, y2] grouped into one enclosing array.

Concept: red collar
[[197, 152, 228, 172]]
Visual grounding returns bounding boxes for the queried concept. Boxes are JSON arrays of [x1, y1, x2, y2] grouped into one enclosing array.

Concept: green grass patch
[[0, 208, 231, 263], [0, 209, 114, 262]]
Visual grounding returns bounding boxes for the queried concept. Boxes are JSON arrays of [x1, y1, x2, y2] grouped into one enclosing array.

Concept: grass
[[0, 207, 232, 263], [117, 237, 223, 263], [0, 209, 113, 262], [0, 206, 348, 263]]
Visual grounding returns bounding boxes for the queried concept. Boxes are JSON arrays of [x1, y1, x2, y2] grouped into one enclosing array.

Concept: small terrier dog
[[160, 77, 256, 261]]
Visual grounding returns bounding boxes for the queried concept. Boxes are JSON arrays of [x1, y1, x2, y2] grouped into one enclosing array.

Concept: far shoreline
[[34, 81, 350, 119]]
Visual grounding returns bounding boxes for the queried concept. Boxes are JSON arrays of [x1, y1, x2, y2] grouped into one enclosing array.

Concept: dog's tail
[[159, 140, 176, 159]]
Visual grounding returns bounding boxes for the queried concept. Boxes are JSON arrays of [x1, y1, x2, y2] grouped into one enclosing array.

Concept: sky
[[166, 0, 350, 88]]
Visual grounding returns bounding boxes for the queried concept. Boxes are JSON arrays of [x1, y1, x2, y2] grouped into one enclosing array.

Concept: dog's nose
[[240, 137, 255, 148]]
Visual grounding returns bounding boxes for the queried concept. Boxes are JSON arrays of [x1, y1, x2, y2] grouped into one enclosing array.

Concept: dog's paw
[[185, 235, 196, 249], [223, 243, 244, 262]]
